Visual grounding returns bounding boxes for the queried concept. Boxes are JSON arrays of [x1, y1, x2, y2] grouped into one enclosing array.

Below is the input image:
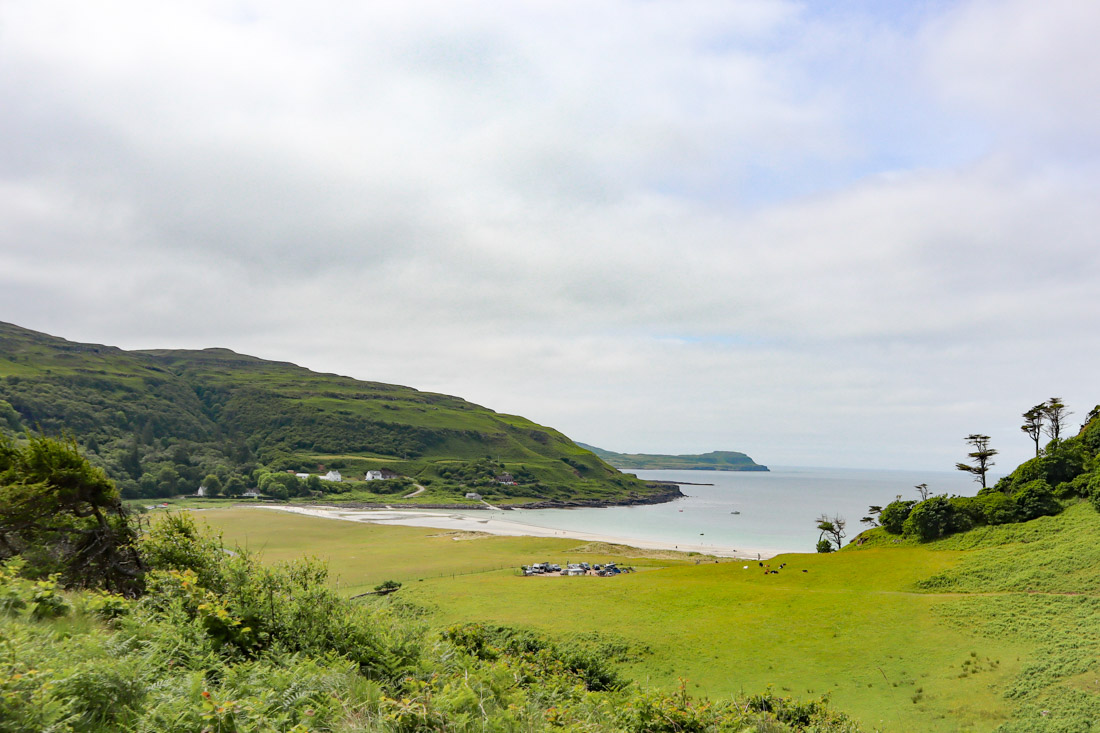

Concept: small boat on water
[[730, 511, 740, 515]]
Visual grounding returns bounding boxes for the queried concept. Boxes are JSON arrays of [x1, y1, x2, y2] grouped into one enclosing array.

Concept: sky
[[2, 0, 1099, 474]]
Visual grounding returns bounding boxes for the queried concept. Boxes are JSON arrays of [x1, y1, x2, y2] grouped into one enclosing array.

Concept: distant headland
[[577, 444, 769, 471]]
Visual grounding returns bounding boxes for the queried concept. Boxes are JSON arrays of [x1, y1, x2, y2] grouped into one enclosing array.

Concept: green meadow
[[198, 502, 1100, 732], [196, 508, 698, 596]]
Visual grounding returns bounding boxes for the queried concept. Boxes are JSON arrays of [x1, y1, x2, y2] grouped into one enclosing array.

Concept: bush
[[903, 496, 957, 541], [816, 539, 834, 553], [977, 491, 1018, 525], [141, 512, 227, 589], [880, 500, 916, 534], [1054, 472, 1090, 499], [947, 497, 979, 533], [30, 576, 71, 620], [998, 439, 1089, 496], [1012, 479, 1060, 522]]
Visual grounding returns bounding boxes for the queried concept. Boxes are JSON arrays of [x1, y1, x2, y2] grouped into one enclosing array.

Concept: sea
[[487, 466, 987, 556]]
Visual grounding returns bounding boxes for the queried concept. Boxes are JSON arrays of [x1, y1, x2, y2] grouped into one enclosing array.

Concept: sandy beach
[[251, 504, 775, 559]]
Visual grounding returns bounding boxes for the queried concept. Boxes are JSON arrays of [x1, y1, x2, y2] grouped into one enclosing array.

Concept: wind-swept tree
[[1021, 405, 1045, 456], [1042, 398, 1071, 442], [0, 434, 143, 594], [860, 505, 883, 527], [816, 513, 846, 552], [956, 434, 997, 489], [915, 483, 930, 501]]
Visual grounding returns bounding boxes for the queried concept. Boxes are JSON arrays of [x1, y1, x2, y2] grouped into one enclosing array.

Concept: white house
[[465, 492, 482, 500], [365, 470, 383, 481], [321, 470, 342, 482], [295, 473, 310, 480]]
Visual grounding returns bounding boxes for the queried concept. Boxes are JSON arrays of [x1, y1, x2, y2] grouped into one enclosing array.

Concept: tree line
[[822, 398, 1100, 549]]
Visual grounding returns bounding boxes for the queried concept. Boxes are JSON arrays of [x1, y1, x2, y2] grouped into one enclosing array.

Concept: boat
[[730, 511, 740, 515]]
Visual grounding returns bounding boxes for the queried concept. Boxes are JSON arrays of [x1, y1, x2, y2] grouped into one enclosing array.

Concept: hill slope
[[0, 322, 671, 505], [579, 443, 768, 471]]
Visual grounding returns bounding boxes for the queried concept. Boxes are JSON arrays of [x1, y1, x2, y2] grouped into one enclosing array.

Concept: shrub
[[947, 497, 979, 532], [140, 512, 226, 591], [977, 491, 1018, 525], [880, 500, 916, 534], [375, 579, 402, 594], [903, 496, 957, 541], [816, 539, 834, 553], [52, 658, 148, 730], [30, 576, 71, 620], [1055, 472, 1090, 499], [1012, 480, 1061, 521]]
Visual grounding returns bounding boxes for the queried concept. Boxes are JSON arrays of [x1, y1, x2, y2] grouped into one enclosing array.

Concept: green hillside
[[0, 322, 668, 505], [579, 442, 768, 471]]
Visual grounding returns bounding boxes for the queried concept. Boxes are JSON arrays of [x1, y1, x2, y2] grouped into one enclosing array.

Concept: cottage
[[465, 492, 482, 500], [364, 469, 399, 481], [242, 489, 262, 499], [295, 473, 310, 480], [320, 470, 342, 482], [495, 473, 516, 485]]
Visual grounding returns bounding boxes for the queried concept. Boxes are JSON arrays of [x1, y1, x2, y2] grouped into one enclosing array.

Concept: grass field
[[195, 503, 1100, 732], [196, 508, 697, 596]]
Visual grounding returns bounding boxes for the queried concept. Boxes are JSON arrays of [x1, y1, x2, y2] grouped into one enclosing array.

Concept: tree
[[155, 465, 181, 496], [956, 434, 997, 489], [860, 505, 882, 527], [1042, 398, 1071, 442], [121, 437, 142, 480], [0, 434, 143, 594], [201, 474, 223, 497], [1084, 405, 1100, 429], [1021, 405, 1045, 457], [224, 475, 246, 497], [914, 483, 930, 501], [816, 513, 846, 551]]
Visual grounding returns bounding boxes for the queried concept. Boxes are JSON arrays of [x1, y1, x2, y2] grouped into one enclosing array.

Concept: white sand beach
[[251, 504, 775, 559]]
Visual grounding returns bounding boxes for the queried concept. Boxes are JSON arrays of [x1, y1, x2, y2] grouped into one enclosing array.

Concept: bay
[[498, 466, 986, 556]]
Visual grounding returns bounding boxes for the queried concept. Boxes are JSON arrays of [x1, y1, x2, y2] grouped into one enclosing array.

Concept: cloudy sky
[[3, 0, 1098, 473]]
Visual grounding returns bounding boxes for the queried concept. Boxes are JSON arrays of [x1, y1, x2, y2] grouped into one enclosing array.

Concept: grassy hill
[[578, 443, 769, 471], [0, 322, 668, 505]]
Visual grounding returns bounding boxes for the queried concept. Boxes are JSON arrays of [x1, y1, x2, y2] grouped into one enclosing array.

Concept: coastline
[[249, 504, 777, 560], [274, 481, 687, 512]]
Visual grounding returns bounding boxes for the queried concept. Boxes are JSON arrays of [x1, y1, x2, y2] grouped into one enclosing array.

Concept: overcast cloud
[[2, 0, 1098, 472]]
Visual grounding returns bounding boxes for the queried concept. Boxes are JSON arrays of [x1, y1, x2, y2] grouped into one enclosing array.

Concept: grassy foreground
[[200, 503, 1100, 732]]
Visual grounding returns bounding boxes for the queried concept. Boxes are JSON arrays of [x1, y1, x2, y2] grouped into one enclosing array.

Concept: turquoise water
[[497, 466, 984, 555]]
